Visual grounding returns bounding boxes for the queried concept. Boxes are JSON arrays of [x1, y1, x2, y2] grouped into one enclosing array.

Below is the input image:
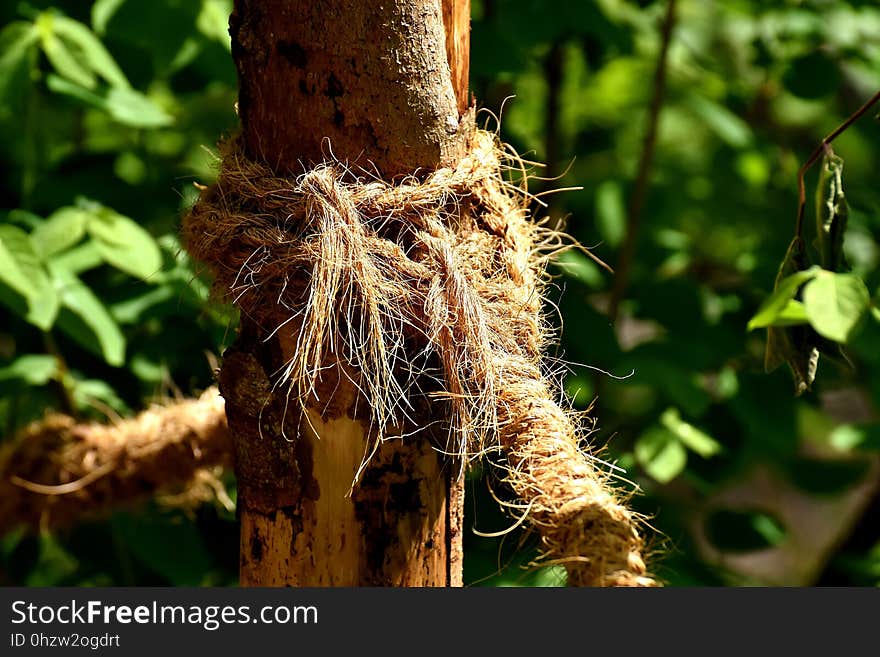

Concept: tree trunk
[[221, 0, 472, 586]]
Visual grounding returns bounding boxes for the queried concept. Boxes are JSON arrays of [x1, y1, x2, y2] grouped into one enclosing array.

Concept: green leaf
[[46, 74, 173, 128], [92, 0, 126, 35], [30, 206, 90, 258], [49, 263, 125, 366], [829, 424, 880, 452], [104, 86, 174, 128], [70, 377, 128, 414], [553, 249, 603, 288], [772, 299, 809, 326], [0, 354, 59, 386], [802, 271, 870, 343], [0, 227, 35, 299], [110, 286, 175, 324], [660, 408, 722, 458], [687, 94, 752, 148], [748, 266, 819, 330], [197, 0, 233, 51], [51, 15, 130, 89], [0, 22, 39, 106], [0, 225, 59, 329], [5, 209, 44, 230], [635, 427, 688, 484], [51, 241, 104, 275], [594, 179, 626, 248], [85, 202, 162, 280], [38, 15, 96, 89], [45, 70, 103, 102]]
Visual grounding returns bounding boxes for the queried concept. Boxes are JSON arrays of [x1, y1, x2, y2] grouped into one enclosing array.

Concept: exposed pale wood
[[442, 0, 470, 115]]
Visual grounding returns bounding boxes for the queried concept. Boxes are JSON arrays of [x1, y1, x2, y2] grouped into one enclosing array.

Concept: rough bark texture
[[231, 0, 471, 179], [225, 0, 470, 586]]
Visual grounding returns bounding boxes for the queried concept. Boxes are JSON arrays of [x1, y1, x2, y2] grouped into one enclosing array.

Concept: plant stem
[[607, 0, 677, 323], [795, 89, 880, 240]]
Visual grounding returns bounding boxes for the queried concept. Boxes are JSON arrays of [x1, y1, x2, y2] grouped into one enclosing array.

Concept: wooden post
[[220, 0, 471, 586]]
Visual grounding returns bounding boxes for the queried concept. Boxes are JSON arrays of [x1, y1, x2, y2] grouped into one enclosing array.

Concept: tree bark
[[222, 0, 471, 586]]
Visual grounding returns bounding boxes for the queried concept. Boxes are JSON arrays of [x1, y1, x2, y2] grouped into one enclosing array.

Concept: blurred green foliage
[[1, 0, 879, 587]]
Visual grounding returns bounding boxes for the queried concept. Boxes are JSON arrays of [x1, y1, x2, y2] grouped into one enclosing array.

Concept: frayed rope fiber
[[0, 388, 231, 534], [184, 129, 657, 587]]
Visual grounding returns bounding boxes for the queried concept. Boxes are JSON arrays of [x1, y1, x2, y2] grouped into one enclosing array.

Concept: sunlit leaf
[[553, 249, 603, 288], [84, 202, 162, 281], [660, 407, 722, 458], [49, 263, 125, 366], [748, 266, 819, 331], [39, 22, 96, 89], [110, 286, 175, 324], [595, 180, 626, 248], [52, 15, 130, 89], [197, 0, 233, 51], [687, 94, 752, 148], [829, 424, 880, 452], [30, 206, 90, 258], [45, 74, 173, 128], [104, 87, 174, 128], [70, 377, 128, 413], [0, 227, 34, 300], [803, 271, 870, 343], [635, 427, 688, 483], [51, 242, 104, 275], [92, 0, 127, 35], [0, 354, 59, 386], [0, 225, 59, 329], [772, 299, 809, 326]]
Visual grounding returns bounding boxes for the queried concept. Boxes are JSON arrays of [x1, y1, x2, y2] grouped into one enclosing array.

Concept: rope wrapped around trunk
[[183, 129, 657, 587]]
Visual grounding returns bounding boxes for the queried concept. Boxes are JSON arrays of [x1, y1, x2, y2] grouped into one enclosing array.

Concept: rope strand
[[184, 130, 658, 586]]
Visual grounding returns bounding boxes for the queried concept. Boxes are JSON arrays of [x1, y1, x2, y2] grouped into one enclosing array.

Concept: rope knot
[[183, 129, 658, 587]]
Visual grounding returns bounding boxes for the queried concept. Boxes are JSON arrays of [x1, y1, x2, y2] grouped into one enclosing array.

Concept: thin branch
[[608, 0, 677, 323], [795, 89, 880, 240], [543, 42, 564, 196]]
